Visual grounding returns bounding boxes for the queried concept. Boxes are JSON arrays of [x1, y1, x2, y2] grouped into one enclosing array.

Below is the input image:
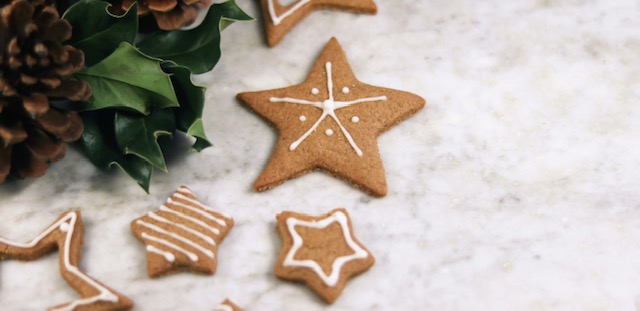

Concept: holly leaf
[[63, 0, 138, 67], [79, 111, 153, 192], [75, 42, 179, 114], [162, 62, 211, 151], [137, 0, 252, 74], [114, 109, 176, 172]]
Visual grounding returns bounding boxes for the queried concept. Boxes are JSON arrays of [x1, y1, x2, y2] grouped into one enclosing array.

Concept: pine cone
[[114, 0, 211, 30], [0, 0, 91, 183]]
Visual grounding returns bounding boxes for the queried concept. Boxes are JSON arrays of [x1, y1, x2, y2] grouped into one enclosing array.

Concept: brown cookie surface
[[260, 0, 378, 46], [274, 208, 374, 304], [237, 37, 425, 197], [0, 211, 133, 311], [131, 186, 234, 278]]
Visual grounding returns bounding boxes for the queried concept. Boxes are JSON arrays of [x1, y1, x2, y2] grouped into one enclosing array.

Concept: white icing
[[160, 205, 221, 235], [325, 129, 334, 136], [177, 187, 232, 220], [351, 116, 360, 123], [59, 222, 70, 233], [283, 210, 370, 287], [171, 194, 228, 227], [267, 0, 311, 26], [148, 212, 216, 246], [299, 115, 307, 122], [141, 232, 198, 262], [147, 245, 176, 262], [0, 212, 120, 310], [214, 304, 234, 311], [342, 86, 350, 94], [269, 62, 387, 157], [311, 88, 319, 95], [136, 220, 214, 259]]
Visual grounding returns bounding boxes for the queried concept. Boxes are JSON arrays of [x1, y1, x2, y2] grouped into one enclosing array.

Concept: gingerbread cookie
[[0, 211, 133, 310], [131, 186, 234, 278], [237, 38, 425, 197], [214, 298, 243, 311], [274, 208, 374, 304], [260, 0, 378, 46]]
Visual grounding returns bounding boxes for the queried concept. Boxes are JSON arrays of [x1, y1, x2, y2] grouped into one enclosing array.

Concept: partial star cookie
[[237, 37, 425, 197], [0, 211, 133, 311], [131, 186, 234, 278], [214, 298, 244, 311], [274, 208, 374, 304], [260, 0, 377, 46]]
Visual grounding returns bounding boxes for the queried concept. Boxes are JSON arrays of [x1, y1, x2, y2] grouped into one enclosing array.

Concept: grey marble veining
[[2, 0, 640, 310]]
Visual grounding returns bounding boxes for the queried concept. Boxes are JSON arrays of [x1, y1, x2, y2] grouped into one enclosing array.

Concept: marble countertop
[[2, 0, 640, 310]]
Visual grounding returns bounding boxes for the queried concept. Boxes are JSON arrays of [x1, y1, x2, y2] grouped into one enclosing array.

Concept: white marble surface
[[2, 0, 640, 310]]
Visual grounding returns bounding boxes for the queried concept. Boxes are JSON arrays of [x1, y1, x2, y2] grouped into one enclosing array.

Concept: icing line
[[283, 210, 369, 287], [148, 212, 216, 246], [267, 0, 311, 26], [0, 212, 120, 311], [137, 220, 214, 259], [214, 304, 234, 311], [147, 245, 176, 262], [169, 195, 228, 227], [160, 205, 221, 235], [268, 61, 387, 157], [141, 232, 199, 262]]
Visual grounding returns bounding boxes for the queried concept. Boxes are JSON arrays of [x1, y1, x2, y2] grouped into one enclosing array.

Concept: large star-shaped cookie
[[237, 38, 425, 197], [274, 208, 374, 304], [260, 0, 378, 46], [0, 211, 133, 310]]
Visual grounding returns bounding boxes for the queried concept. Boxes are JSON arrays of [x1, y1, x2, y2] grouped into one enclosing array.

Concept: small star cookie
[[260, 0, 378, 46], [274, 208, 374, 304], [237, 37, 425, 197], [0, 211, 133, 310], [131, 186, 234, 277]]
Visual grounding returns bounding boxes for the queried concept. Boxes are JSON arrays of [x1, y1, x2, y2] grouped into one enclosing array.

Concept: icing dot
[[299, 115, 307, 122], [59, 222, 70, 232], [342, 87, 350, 94], [311, 88, 319, 95], [325, 129, 334, 136], [351, 116, 360, 123]]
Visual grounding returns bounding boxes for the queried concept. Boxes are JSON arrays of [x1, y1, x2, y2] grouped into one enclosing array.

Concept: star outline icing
[[269, 61, 387, 157], [283, 209, 370, 287], [0, 211, 132, 310]]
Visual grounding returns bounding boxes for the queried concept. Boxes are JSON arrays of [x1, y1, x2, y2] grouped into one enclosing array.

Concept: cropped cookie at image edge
[[237, 37, 426, 197], [259, 0, 378, 46], [0, 210, 133, 311]]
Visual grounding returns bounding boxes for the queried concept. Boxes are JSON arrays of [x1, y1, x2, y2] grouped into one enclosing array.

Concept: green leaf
[[162, 62, 211, 151], [137, 0, 252, 74], [63, 0, 138, 67], [79, 111, 153, 192], [75, 42, 179, 114], [114, 109, 176, 171]]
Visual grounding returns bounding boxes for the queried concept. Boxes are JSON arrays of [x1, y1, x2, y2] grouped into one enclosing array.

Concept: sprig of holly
[[61, 0, 251, 192]]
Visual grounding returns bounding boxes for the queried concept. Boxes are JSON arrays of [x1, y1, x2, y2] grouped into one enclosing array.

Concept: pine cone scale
[[35, 108, 72, 137], [0, 121, 27, 145]]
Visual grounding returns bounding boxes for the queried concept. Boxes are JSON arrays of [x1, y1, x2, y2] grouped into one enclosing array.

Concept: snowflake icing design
[[269, 62, 387, 157]]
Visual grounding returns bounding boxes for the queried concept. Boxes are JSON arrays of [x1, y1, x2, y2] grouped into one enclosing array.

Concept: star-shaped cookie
[[131, 186, 234, 278], [237, 37, 425, 197], [274, 208, 374, 304], [260, 0, 378, 46], [0, 211, 133, 310]]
